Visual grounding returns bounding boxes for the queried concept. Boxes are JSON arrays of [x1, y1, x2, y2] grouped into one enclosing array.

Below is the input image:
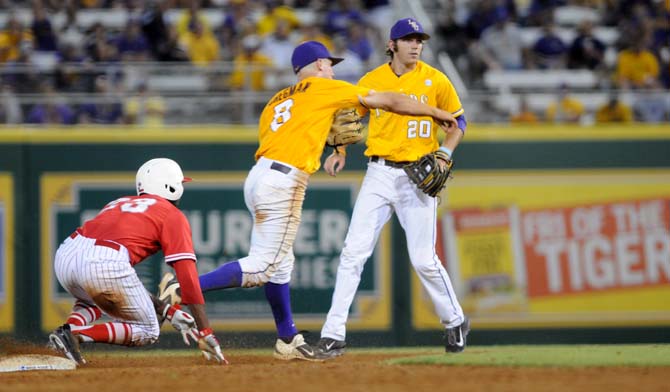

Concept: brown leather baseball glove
[[326, 107, 364, 147]]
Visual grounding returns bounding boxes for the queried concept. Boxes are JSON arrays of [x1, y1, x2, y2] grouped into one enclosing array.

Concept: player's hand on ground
[[163, 304, 198, 345], [324, 151, 346, 176], [197, 328, 228, 364]]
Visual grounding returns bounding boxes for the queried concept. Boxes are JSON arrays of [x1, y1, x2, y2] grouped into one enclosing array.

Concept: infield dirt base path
[[0, 351, 666, 392]]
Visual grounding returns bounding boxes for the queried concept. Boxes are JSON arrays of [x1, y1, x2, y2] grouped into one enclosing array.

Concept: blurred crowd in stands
[[437, 0, 669, 123], [438, 0, 669, 88], [0, 0, 668, 126], [0, 0, 391, 125]]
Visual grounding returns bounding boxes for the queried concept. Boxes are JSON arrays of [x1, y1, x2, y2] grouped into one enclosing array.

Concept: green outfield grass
[[385, 344, 670, 367], [85, 344, 670, 367]]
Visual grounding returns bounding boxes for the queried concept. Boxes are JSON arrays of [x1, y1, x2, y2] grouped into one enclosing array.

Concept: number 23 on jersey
[[101, 197, 157, 214]]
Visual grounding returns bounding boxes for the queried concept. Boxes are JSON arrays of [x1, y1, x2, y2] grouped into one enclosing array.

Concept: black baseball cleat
[[315, 337, 346, 358], [444, 317, 470, 353], [49, 323, 86, 365]]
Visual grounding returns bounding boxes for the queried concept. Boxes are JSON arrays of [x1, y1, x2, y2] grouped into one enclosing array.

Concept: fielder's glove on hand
[[404, 149, 454, 197], [327, 107, 364, 147], [163, 304, 199, 345], [197, 328, 228, 364]]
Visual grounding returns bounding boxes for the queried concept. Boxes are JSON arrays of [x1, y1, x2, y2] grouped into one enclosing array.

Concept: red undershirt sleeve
[[171, 259, 205, 305]]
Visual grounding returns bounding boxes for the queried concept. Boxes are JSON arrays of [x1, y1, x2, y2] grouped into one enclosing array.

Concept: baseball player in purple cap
[[316, 17, 470, 358]]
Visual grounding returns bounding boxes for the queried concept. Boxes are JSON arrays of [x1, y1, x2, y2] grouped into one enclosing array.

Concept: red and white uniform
[[54, 194, 197, 346]]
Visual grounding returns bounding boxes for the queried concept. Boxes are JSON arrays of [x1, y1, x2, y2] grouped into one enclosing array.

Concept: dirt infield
[[0, 342, 666, 392]]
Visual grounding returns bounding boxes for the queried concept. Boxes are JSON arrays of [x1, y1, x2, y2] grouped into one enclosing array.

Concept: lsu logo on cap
[[408, 19, 420, 32]]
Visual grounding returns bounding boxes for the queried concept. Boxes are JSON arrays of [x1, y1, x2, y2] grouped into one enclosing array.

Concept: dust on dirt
[[0, 351, 666, 392]]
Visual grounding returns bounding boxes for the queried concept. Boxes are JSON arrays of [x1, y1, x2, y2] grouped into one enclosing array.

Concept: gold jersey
[[359, 61, 464, 162], [256, 76, 371, 174]]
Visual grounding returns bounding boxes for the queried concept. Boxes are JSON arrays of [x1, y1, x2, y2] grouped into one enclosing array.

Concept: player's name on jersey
[[268, 81, 312, 105]]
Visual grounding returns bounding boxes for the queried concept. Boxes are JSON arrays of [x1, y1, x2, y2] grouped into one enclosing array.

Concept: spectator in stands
[[465, 0, 506, 41], [86, 23, 120, 63], [435, 1, 468, 60], [531, 20, 568, 69], [0, 15, 32, 63], [324, 0, 366, 36], [363, 0, 393, 48], [633, 87, 668, 123], [179, 18, 220, 66], [2, 39, 40, 94], [77, 75, 123, 124], [650, 3, 669, 88], [329, 34, 364, 84], [141, 1, 189, 62], [615, 35, 660, 89], [525, 0, 566, 26], [595, 94, 633, 123], [58, 4, 85, 49], [228, 34, 272, 91], [346, 23, 374, 66], [176, 0, 212, 38], [123, 82, 166, 127], [54, 43, 91, 93], [476, 7, 525, 70], [545, 83, 584, 123], [568, 20, 606, 70], [259, 19, 295, 88], [256, 0, 301, 37], [115, 18, 150, 62], [220, 0, 256, 41], [615, 1, 656, 49], [298, 22, 334, 51], [26, 82, 76, 125], [510, 95, 538, 124], [31, 0, 58, 52], [0, 83, 22, 125]]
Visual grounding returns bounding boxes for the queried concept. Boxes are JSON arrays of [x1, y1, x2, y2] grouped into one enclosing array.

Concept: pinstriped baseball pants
[[54, 233, 159, 346]]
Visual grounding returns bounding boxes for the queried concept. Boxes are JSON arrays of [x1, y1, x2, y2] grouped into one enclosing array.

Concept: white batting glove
[[163, 304, 199, 345], [197, 328, 228, 364]]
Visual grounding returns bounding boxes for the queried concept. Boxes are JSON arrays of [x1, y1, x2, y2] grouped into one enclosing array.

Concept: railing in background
[[1, 61, 669, 125]]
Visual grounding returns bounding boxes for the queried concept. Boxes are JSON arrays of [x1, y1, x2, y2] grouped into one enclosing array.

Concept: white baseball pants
[[321, 161, 464, 341], [54, 232, 159, 346], [238, 157, 309, 287]]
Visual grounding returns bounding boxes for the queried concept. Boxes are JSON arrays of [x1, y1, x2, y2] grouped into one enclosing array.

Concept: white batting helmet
[[136, 158, 191, 201]]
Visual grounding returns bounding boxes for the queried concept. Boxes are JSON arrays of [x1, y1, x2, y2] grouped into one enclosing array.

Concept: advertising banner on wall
[[0, 174, 14, 332], [40, 172, 391, 332], [412, 170, 670, 329]]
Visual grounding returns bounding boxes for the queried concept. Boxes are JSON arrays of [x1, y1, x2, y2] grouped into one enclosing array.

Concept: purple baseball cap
[[291, 41, 344, 74], [390, 17, 430, 40]]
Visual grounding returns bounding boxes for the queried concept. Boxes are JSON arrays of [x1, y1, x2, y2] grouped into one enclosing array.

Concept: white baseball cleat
[[273, 333, 325, 362]]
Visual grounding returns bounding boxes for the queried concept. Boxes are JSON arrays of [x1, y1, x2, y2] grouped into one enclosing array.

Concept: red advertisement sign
[[523, 199, 670, 297]]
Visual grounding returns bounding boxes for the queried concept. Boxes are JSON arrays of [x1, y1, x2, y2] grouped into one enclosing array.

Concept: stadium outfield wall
[[1, 124, 669, 347]]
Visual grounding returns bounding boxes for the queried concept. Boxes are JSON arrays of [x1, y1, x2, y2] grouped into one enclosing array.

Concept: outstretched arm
[[360, 91, 457, 128]]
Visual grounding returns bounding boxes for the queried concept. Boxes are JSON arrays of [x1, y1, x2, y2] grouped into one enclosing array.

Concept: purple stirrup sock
[[264, 282, 298, 340], [199, 261, 243, 292]]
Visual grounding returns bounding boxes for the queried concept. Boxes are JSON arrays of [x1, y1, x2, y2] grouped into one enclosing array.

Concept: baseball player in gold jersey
[[317, 18, 470, 357], [193, 41, 457, 361]]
